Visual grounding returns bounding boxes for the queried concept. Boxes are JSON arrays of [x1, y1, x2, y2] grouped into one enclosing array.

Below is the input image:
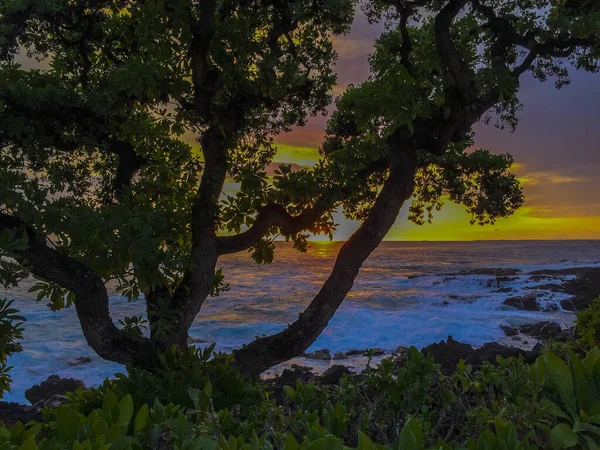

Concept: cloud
[[517, 171, 585, 186]]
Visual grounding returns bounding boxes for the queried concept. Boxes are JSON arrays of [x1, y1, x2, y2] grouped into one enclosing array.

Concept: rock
[[188, 337, 207, 344], [268, 368, 315, 403], [448, 294, 459, 299], [529, 267, 600, 311], [38, 394, 70, 409], [442, 301, 450, 305], [524, 283, 562, 293], [486, 277, 518, 288], [67, 357, 92, 367], [500, 325, 519, 337], [0, 402, 43, 426], [25, 375, 85, 405], [457, 268, 522, 276], [365, 348, 385, 356], [345, 349, 366, 356], [333, 351, 347, 360], [393, 345, 408, 356], [421, 336, 539, 375], [319, 365, 351, 385], [503, 294, 540, 311], [519, 321, 563, 341], [304, 349, 332, 360], [492, 287, 513, 293], [530, 275, 559, 283], [291, 364, 313, 371]]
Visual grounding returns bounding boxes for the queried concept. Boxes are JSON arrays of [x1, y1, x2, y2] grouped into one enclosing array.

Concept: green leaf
[[285, 433, 299, 450], [56, 405, 84, 442], [550, 423, 578, 448], [357, 432, 377, 450], [306, 437, 342, 450], [283, 386, 296, 402], [544, 351, 577, 418], [102, 390, 118, 414], [18, 436, 37, 450], [117, 394, 134, 426], [134, 404, 150, 433]]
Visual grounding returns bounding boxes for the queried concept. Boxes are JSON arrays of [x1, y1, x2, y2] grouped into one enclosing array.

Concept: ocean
[[2, 240, 599, 403]]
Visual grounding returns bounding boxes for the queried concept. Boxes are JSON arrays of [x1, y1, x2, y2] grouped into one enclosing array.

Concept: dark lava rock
[[345, 349, 366, 356], [457, 268, 522, 277], [304, 349, 332, 360], [67, 356, 92, 367], [530, 275, 559, 283], [319, 365, 351, 385], [524, 284, 562, 293], [529, 268, 600, 311], [503, 294, 540, 311], [493, 287, 513, 293], [268, 367, 315, 402], [39, 394, 70, 409], [519, 321, 563, 341], [333, 351, 348, 360], [0, 402, 43, 426], [291, 364, 313, 371], [486, 276, 518, 288], [25, 375, 85, 405], [366, 348, 385, 356], [393, 345, 408, 356], [442, 300, 450, 305], [501, 325, 519, 337], [421, 336, 539, 375]]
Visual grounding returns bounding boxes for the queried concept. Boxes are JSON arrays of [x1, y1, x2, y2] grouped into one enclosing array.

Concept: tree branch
[[0, 213, 153, 364], [234, 132, 418, 376], [434, 0, 474, 99], [217, 204, 323, 255]]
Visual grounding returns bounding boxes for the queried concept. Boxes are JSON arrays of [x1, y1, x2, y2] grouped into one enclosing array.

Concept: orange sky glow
[[265, 11, 600, 242]]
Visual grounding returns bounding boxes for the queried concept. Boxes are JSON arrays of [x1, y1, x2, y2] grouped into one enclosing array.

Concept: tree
[[0, 0, 598, 376]]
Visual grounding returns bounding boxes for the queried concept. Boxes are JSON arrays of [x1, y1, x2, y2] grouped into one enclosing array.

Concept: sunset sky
[[269, 11, 600, 241], [15, 10, 599, 241]]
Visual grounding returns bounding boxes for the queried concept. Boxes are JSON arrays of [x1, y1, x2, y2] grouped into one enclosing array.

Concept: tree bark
[[0, 214, 153, 364], [168, 127, 228, 345], [234, 140, 418, 376]]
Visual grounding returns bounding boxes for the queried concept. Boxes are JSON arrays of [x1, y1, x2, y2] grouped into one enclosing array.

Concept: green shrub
[[3, 344, 600, 449], [576, 297, 600, 348], [0, 298, 25, 398]]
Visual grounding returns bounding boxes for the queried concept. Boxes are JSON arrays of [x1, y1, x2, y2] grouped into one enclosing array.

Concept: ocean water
[[2, 240, 599, 403]]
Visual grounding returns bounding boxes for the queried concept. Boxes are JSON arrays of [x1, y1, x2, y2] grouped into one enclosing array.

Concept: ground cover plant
[[1, 341, 600, 449]]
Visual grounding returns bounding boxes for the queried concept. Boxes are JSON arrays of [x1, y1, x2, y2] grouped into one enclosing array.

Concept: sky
[[269, 10, 600, 241], [13, 10, 599, 241]]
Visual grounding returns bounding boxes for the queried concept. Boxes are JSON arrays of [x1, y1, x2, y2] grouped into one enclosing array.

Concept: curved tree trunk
[[0, 214, 154, 364], [168, 127, 228, 346], [234, 142, 418, 376]]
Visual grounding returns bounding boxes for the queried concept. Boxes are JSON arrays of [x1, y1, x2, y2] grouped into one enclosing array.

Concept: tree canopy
[[0, 0, 598, 375]]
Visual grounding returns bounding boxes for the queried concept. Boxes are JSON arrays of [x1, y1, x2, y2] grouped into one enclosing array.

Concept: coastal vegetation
[[1, 0, 599, 375], [0, 300, 599, 447], [1, 301, 600, 448]]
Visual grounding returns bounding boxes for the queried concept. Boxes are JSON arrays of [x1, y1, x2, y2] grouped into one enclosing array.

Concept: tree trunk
[[234, 143, 418, 376], [168, 127, 228, 345], [12, 221, 154, 364]]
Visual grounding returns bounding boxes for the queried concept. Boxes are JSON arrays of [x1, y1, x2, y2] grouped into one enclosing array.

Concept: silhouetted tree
[[0, 0, 598, 375]]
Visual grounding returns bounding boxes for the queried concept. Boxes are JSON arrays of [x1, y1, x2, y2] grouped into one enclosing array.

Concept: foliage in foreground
[[0, 297, 24, 398], [576, 298, 600, 349], [2, 344, 600, 449]]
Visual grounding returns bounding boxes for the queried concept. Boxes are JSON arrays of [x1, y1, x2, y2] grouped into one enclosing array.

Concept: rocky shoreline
[[1, 266, 597, 426]]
